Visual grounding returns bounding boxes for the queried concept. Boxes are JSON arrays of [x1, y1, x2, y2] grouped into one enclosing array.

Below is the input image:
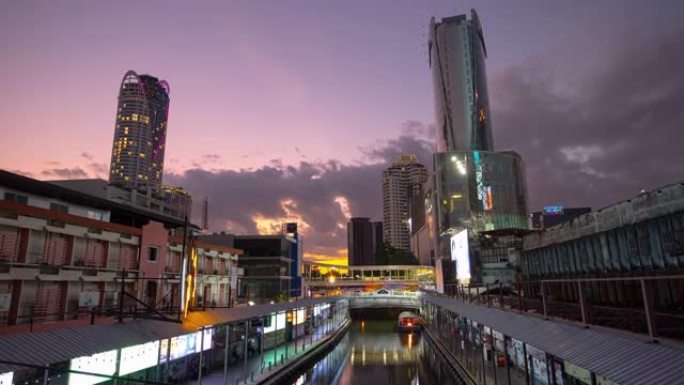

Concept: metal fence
[[445, 275, 684, 341]]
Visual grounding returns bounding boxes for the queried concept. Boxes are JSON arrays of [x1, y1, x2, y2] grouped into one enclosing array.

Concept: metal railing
[[444, 275, 684, 341]]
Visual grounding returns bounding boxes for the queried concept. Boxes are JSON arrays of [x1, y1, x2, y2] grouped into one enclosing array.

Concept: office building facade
[[110, 70, 170, 190], [347, 217, 374, 266], [382, 155, 428, 252]]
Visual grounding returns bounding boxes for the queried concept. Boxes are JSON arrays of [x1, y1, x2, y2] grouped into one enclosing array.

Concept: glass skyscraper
[[429, 10, 493, 153], [425, 11, 529, 287], [110, 70, 170, 190]]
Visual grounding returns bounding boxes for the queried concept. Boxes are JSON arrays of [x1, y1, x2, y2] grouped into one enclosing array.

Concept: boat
[[397, 311, 422, 332]]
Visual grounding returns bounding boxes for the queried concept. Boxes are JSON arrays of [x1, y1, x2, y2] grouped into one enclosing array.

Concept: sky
[[1, 0, 683, 264]]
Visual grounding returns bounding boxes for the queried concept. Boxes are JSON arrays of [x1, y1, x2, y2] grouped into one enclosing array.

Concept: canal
[[288, 318, 463, 385]]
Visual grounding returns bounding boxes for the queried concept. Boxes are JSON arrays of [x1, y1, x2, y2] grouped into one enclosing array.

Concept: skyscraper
[[429, 10, 493, 153], [110, 70, 170, 190], [382, 155, 428, 252], [347, 217, 374, 266], [424, 10, 530, 288]]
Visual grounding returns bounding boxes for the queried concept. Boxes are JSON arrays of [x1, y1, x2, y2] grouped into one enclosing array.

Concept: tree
[[374, 244, 419, 265]]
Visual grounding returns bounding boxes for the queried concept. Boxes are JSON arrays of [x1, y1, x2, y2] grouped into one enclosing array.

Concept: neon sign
[[473, 152, 493, 211], [544, 206, 564, 215], [182, 247, 198, 319]]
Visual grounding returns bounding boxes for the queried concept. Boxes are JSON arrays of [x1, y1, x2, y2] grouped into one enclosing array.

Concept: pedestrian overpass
[[346, 290, 421, 309], [302, 261, 436, 293]]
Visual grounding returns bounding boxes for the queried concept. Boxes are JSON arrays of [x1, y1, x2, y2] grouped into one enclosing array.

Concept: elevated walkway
[[423, 293, 684, 385]]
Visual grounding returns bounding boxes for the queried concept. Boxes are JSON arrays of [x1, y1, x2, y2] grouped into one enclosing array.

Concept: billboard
[[119, 341, 159, 376], [450, 230, 471, 281], [0, 372, 13, 385], [68, 350, 117, 385]]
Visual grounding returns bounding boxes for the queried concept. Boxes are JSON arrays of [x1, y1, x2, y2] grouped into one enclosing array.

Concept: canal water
[[289, 319, 463, 385]]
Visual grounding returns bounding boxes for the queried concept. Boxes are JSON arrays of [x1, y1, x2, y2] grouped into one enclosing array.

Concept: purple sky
[[2, 1, 683, 264]]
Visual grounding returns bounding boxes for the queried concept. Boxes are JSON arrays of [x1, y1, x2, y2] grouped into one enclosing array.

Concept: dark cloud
[[491, 29, 684, 211], [167, 30, 683, 261], [360, 121, 434, 167], [41, 167, 89, 179], [165, 133, 432, 261], [87, 162, 108, 178], [81, 152, 94, 161]]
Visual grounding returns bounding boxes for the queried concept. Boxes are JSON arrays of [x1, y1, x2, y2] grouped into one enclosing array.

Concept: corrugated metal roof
[[423, 295, 684, 385], [0, 297, 342, 374]]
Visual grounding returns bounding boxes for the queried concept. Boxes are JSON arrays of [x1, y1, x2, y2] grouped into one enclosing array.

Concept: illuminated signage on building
[[544, 205, 564, 215], [313, 303, 330, 317], [0, 372, 13, 385], [68, 350, 117, 385], [182, 247, 199, 319], [167, 329, 213, 360], [295, 308, 306, 325], [474, 152, 493, 211], [119, 341, 160, 376], [450, 230, 471, 281], [263, 312, 287, 334]]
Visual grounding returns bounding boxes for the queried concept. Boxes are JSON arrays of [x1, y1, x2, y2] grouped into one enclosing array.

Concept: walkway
[[186, 319, 346, 385]]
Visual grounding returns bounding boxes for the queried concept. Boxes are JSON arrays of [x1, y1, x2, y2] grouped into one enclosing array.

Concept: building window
[[4, 192, 29, 204], [148, 246, 159, 262], [49, 202, 69, 213]]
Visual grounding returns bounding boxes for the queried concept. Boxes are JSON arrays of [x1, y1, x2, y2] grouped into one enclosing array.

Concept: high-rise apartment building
[[429, 10, 493, 153], [110, 70, 170, 190], [382, 155, 428, 252]]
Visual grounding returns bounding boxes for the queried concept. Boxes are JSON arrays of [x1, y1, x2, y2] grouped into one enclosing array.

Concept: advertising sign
[[0, 372, 13, 385], [450, 230, 471, 280], [169, 329, 213, 360], [68, 350, 117, 385], [119, 341, 160, 376], [294, 308, 306, 325], [527, 344, 549, 385], [160, 338, 169, 362], [264, 312, 287, 333]]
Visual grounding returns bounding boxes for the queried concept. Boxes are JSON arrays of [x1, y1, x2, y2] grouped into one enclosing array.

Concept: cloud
[[41, 167, 89, 179], [86, 163, 109, 179], [81, 152, 94, 161], [165, 132, 433, 264], [490, 29, 684, 210]]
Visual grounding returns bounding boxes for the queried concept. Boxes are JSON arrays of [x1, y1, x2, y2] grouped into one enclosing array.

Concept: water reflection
[[291, 320, 462, 385]]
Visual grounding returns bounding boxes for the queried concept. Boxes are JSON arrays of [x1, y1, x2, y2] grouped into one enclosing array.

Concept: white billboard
[[119, 341, 159, 376], [450, 230, 471, 281], [0, 372, 13, 385], [68, 350, 117, 385]]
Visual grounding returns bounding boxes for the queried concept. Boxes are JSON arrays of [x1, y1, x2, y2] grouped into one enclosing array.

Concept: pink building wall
[[138, 221, 168, 305]]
